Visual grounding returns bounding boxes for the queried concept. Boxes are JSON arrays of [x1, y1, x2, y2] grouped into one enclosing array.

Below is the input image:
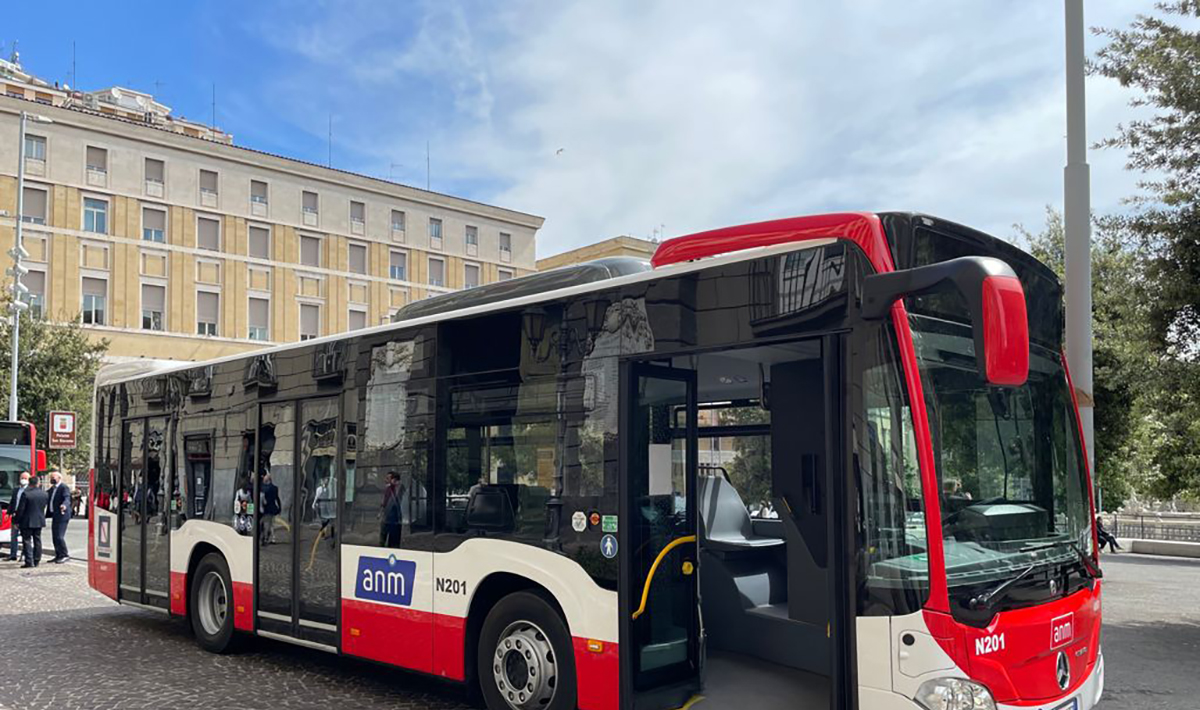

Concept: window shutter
[[349, 243, 367, 273], [142, 284, 166, 312], [249, 226, 270, 259], [301, 304, 320, 335], [24, 270, 45, 296], [199, 170, 218, 192], [301, 236, 321, 266], [83, 277, 107, 297], [249, 297, 270, 329], [144, 208, 166, 232], [303, 191, 319, 211], [86, 146, 107, 170], [198, 217, 220, 250], [197, 291, 219, 322], [145, 158, 165, 182], [22, 187, 46, 220]]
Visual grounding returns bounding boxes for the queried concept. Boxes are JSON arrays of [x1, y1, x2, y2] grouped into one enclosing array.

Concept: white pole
[[1064, 0, 1094, 471], [9, 112, 26, 422]]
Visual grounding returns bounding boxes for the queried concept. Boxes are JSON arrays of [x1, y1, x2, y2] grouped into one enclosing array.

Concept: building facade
[[536, 235, 656, 271], [0, 94, 541, 363]]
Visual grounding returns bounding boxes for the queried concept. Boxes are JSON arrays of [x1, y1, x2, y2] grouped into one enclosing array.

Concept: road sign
[[49, 410, 76, 449]]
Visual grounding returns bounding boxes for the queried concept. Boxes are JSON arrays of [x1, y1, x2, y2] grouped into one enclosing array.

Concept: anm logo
[[355, 554, 417, 606]]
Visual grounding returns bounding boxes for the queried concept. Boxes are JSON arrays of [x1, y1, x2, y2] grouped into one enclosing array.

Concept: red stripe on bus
[[232, 582, 254, 631], [170, 571, 187, 616], [432, 613, 467, 680], [573, 637, 619, 710], [341, 598, 436, 675]]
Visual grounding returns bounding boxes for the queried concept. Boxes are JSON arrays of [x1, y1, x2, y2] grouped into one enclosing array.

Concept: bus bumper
[[997, 649, 1104, 710], [859, 650, 1103, 710]]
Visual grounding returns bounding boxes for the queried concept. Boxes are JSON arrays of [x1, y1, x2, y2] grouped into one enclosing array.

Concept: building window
[[498, 268, 514, 282], [145, 157, 165, 184], [348, 309, 367, 331], [24, 270, 45, 319], [428, 258, 445, 287], [250, 180, 268, 204], [466, 225, 478, 246], [391, 210, 406, 232], [429, 218, 443, 249], [303, 191, 319, 215], [21, 186, 47, 225], [249, 225, 271, 259], [141, 283, 166, 331], [348, 242, 367, 275], [500, 232, 512, 256], [86, 146, 108, 173], [197, 216, 221, 251], [82, 277, 107, 325], [24, 134, 46, 161], [464, 263, 480, 289], [197, 291, 219, 336], [248, 297, 270, 341], [83, 197, 108, 234], [142, 207, 167, 243], [300, 235, 321, 267], [199, 169, 219, 196], [350, 201, 365, 226], [389, 251, 407, 281], [300, 303, 320, 341]]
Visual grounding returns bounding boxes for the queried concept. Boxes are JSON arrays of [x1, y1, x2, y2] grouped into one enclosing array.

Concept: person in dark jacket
[[5, 471, 30, 561], [47, 471, 72, 563], [15, 476, 48, 568]]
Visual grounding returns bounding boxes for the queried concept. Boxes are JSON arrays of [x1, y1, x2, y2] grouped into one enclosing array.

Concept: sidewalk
[[1116, 538, 1200, 559]]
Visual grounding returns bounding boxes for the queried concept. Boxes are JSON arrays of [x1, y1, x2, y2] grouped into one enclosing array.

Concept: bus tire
[[190, 552, 240, 653], [477, 591, 577, 710]]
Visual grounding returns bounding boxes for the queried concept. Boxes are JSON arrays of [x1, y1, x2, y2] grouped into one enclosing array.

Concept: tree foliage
[[0, 308, 108, 472]]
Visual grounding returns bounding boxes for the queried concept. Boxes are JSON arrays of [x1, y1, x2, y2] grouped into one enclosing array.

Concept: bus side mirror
[[36, 449, 47, 473], [861, 256, 1029, 386]]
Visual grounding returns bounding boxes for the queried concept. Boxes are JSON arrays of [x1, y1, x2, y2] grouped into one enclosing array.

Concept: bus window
[[183, 435, 212, 521]]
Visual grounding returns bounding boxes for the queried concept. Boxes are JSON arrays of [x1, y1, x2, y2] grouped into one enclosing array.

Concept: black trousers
[[20, 527, 42, 566], [6, 527, 19, 560], [51, 517, 69, 560]]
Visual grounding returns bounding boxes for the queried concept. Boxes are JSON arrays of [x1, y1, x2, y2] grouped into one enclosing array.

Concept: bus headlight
[[914, 677, 997, 710]]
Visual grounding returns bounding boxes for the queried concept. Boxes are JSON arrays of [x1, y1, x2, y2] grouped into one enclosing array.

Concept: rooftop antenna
[[70, 40, 76, 89], [426, 140, 430, 191], [328, 113, 333, 168], [152, 79, 166, 99], [210, 82, 216, 129]]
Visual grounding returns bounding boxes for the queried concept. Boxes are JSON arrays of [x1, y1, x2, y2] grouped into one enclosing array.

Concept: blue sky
[[4, 1, 1161, 256]]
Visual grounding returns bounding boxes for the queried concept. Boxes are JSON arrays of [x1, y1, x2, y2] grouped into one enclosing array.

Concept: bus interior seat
[[699, 475, 785, 552], [465, 485, 516, 532]]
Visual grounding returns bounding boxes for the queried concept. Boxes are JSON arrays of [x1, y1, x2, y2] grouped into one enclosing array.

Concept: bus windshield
[[911, 314, 1093, 614], [0, 446, 31, 507]]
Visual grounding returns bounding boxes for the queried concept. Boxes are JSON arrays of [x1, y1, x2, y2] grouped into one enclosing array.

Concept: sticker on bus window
[[572, 511, 587, 533], [600, 534, 618, 559], [602, 515, 618, 533]]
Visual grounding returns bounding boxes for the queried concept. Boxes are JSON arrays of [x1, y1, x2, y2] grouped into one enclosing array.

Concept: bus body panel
[[167, 519, 255, 630], [91, 506, 118, 599], [339, 539, 619, 709]]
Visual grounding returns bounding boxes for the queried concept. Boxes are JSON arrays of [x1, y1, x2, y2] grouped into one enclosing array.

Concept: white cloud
[[246, 0, 1160, 257]]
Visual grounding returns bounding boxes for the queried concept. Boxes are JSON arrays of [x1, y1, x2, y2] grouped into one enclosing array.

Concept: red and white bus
[[88, 212, 1102, 710], [1, 420, 49, 551]]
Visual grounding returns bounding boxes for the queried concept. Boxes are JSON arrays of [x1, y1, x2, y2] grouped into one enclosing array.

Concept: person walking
[[259, 473, 280, 545], [5, 471, 29, 561], [47, 472, 72, 563], [379, 471, 405, 548], [15, 476, 48, 568]]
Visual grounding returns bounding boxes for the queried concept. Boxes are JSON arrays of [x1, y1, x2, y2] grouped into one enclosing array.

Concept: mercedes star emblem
[[1056, 651, 1071, 691], [1050, 578, 1059, 596]]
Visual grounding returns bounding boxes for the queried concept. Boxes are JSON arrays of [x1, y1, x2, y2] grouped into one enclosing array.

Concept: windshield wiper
[[1022, 535, 1103, 579], [968, 562, 1038, 612]]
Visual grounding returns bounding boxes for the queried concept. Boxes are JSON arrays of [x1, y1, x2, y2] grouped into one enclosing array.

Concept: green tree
[[0, 307, 108, 472], [1092, 2, 1200, 501], [1016, 209, 1155, 508]]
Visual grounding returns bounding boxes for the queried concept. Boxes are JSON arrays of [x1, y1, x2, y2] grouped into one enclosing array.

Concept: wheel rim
[[197, 570, 228, 636], [492, 619, 558, 709]]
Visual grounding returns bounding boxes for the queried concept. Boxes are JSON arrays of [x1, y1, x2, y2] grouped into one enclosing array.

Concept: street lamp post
[[8, 111, 52, 422]]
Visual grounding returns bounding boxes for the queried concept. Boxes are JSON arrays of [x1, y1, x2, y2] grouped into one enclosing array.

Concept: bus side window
[[184, 435, 213, 522]]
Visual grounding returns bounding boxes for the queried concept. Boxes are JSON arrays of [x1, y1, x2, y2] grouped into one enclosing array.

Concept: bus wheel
[[190, 552, 240, 653], [478, 591, 577, 710]]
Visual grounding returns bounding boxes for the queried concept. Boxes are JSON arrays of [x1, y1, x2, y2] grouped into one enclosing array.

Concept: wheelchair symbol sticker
[[600, 534, 618, 559]]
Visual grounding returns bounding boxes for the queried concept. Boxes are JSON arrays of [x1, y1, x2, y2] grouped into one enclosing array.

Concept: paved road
[[1097, 552, 1200, 709], [0, 546, 1194, 708]]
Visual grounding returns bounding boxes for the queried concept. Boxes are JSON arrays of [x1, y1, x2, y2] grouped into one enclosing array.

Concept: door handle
[[631, 535, 697, 620]]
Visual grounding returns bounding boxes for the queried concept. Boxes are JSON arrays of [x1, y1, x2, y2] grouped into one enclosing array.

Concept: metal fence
[[1110, 515, 1200, 543]]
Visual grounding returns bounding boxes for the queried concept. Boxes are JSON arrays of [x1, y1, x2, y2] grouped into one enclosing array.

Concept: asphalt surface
[[0, 535, 1195, 709]]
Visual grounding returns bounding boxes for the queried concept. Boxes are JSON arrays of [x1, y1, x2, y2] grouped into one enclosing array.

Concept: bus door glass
[[118, 419, 144, 602], [622, 363, 700, 707]]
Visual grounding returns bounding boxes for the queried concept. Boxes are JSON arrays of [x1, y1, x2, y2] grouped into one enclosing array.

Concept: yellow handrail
[[631, 535, 697, 620]]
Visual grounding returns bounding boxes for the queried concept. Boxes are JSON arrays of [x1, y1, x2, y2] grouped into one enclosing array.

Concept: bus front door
[[620, 363, 700, 710]]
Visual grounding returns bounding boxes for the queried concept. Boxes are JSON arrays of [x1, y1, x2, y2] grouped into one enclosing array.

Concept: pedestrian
[[6, 471, 30, 561], [1096, 515, 1121, 553], [15, 475, 48, 568], [47, 471, 72, 563], [259, 473, 281, 545], [380, 471, 404, 548]]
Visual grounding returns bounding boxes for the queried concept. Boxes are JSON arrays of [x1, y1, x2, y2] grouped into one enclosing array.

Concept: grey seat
[[698, 475, 784, 552]]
